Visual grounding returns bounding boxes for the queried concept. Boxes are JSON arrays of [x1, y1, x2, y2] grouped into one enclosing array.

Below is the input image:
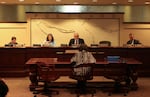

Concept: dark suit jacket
[[0, 80, 9, 97], [69, 38, 85, 46], [127, 39, 141, 44]]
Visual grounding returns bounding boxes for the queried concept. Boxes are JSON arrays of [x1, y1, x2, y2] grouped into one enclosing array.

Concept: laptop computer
[[107, 56, 120, 63]]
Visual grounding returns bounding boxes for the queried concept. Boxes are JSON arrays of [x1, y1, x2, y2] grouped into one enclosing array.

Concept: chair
[[60, 44, 68, 47], [99, 41, 111, 47], [90, 44, 99, 47], [104, 63, 130, 96], [69, 63, 96, 97], [32, 62, 60, 97]]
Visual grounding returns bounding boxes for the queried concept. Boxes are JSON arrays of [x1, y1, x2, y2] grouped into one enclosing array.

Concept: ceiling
[[0, 0, 150, 5]]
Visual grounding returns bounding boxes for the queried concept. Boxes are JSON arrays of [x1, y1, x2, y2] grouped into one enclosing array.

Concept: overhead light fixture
[[59, 5, 85, 13], [128, 0, 133, 3], [19, 0, 24, 2], [145, 1, 150, 4], [92, 0, 98, 2], [73, 2, 79, 4], [56, 0, 61, 2], [35, 2, 40, 4], [1, 1, 6, 4], [112, 2, 117, 5]]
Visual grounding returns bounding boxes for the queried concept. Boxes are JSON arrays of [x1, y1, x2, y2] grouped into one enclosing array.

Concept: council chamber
[[0, 1, 150, 97]]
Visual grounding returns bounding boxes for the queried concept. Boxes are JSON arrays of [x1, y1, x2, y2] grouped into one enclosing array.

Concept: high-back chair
[[69, 63, 96, 97], [104, 62, 130, 96], [99, 41, 111, 47], [33, 62, 60, 97]]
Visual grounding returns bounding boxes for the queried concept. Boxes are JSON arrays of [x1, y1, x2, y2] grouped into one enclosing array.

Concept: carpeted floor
[[2, 76, 150, 97]]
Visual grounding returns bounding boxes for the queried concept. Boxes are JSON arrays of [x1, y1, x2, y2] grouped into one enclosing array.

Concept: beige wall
[[121, 23, 150, 46], [0, 23, 30, 46], [27, 13, 123, 46], [0, 13, 150, 47], [31, 19, 119, 46]]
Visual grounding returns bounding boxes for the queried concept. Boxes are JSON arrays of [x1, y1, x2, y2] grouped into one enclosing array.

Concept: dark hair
[[46, 34, 54, 42], [79, 44, 88, 51], [11, 36, 16, 40], [0, 80, 9, 97]]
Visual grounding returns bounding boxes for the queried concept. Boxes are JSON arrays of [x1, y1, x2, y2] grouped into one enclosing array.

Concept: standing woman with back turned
[[43, 33, 55, 47]]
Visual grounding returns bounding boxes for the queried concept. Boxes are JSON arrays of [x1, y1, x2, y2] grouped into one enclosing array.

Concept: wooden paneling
[[0, 47, 149, 77]]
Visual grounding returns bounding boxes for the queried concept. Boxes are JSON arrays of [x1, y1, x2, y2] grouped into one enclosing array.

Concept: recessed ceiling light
[[145, 1, 150, 4], [56, 0, 61, 2], [128, 0, 133, 3], [19, 0, 24, 2], [1, 1, 6, 4], [73, 2, 79, 4], [112, 2, 117, 5], [92, 0, 97, 2], [35, 2, 40, 4]]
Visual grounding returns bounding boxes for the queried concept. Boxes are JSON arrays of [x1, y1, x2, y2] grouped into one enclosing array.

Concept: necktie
[[75, 39, 78, 44], [131, 40, 134, 45]]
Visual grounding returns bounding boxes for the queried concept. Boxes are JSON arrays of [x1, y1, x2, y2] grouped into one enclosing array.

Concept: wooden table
[[26, 57, 142, 91]]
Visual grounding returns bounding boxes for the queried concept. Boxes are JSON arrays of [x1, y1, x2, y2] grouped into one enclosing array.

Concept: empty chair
[[104, 62, 130, 96], [99, 41, 111, 47], [32, 62, 60, 97]]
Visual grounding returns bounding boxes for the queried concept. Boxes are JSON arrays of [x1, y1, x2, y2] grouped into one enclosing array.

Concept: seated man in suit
[[69, 33, 85, 46], [127, 33, 141, 45]]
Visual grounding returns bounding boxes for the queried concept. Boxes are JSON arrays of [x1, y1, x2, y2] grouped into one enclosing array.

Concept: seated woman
[[43, 33, 55, 47]]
